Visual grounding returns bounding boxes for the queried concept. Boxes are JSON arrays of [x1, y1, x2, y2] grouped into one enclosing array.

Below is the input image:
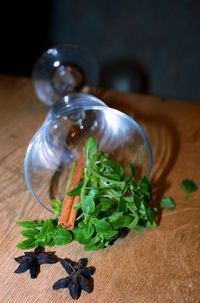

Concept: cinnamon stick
[[58, 152, 84, 228], [66, 196, 80, 230]]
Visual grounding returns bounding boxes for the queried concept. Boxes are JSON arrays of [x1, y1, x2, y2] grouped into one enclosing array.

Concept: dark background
[[1, 0, 200, 101]]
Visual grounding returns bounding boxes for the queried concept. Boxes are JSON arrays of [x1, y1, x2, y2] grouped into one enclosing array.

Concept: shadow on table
[[95, 91, 180, 224]]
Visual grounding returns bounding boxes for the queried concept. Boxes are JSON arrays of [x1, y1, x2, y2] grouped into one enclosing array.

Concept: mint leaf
[[42, 219, 54, 234], [181, 179, 198, 197], [123, 215, 134, 227], [160, 197, 176, 210], [146, 220, 157, 228], [67, 183, 82, 196], [102, 172, 122, 181], [35, 238, 46, 246], [73, 203, 81, 210], [83, 222, 94, 239], [16, 221, 38, 228], [134, 225, 145, 232], [103, 160, 124, 176], [103, 230, 119, 240], [126, 197, 136, 213], [84, 136, 98, 166], [20, 229, 38, 238], [50, 199, 62, 218], [16, 238, 36, 249], [88, 188, 99, 197], [129, 163, 135, 177], [117, 197, 126, 212], [93, 219, 112, 233], [133, 194, 141, 210], [128, 215, 139, 229], [146, 208, 157, 224], [81, 196, 95, 215], [53, 227, 72, 245], [17, 219, 61, 249], [108, 212, 124, 229], [100, 198, 114, 211], [73, 227, 89, 244], [83, 236, 101, 251]]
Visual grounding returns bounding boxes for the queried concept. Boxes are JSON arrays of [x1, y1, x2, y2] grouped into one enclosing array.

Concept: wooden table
[[0, 75, 200, 303]]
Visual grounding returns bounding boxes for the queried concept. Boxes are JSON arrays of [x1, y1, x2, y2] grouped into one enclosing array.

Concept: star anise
[[14, 246, 59, 278], [53, 258, 94, 300]]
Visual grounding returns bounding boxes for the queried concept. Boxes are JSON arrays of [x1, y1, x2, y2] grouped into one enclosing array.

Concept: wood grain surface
[[0, 75, 200, 303]]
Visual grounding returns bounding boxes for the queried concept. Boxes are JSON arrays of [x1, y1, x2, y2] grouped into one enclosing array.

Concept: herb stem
[[91, 170, 125, 186]]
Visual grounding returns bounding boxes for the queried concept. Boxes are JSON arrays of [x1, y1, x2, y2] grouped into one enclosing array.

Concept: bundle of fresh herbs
[[16, 137, 157, 251]]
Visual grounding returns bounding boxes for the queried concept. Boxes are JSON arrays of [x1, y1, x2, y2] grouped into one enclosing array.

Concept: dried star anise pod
[[14, 246, 59, 278], [53, 258, 94, 300]]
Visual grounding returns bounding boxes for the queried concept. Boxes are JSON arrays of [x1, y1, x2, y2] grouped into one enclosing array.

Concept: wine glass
[[24, 44, 153, 212]]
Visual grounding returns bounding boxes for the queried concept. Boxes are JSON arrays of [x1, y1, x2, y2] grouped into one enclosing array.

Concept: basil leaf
[[160, 197, 176, 210]]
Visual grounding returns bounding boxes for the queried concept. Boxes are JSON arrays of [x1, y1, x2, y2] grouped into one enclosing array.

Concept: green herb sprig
[[70, 137, 157, 250], [17, 137, 157, 251], [16, 218, 72, 249]]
